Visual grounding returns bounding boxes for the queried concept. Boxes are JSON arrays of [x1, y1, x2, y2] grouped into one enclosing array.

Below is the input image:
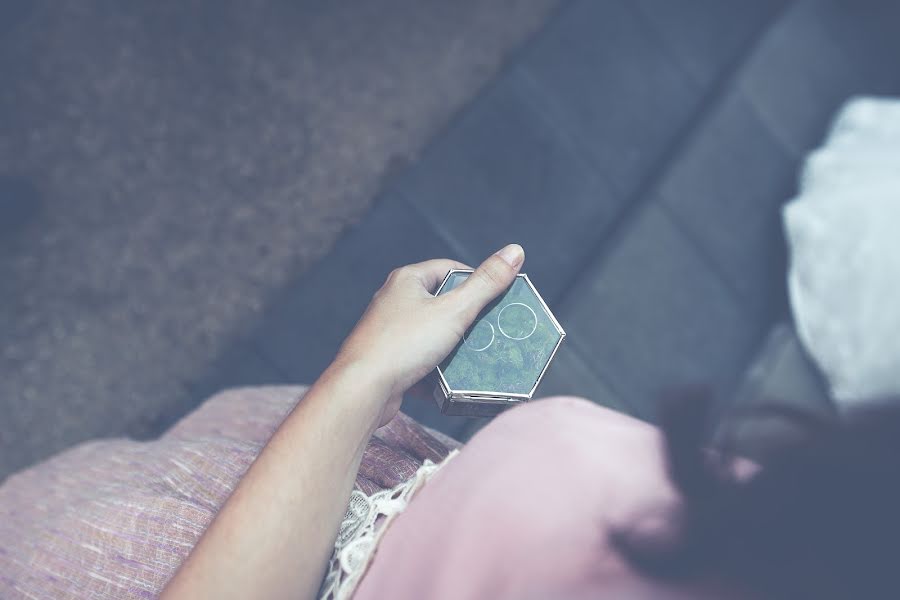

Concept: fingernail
[[496, 244, 524, 268]]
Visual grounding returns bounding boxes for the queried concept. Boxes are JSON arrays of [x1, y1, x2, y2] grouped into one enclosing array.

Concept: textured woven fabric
[[0, 386, 459, 599]]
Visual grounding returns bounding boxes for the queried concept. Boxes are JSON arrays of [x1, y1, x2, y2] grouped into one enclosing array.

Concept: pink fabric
[[0, 386, 458, 599], [354, 396, 712, 600]]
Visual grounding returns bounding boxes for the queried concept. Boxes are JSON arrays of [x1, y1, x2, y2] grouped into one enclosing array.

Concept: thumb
[[447, 244, 524, 321]]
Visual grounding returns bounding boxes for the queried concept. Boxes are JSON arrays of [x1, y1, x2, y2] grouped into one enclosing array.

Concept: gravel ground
[[0, 0, 558, 478]]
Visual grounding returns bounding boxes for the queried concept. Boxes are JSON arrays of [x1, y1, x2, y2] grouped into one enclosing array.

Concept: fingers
[[400, 258, 473, 292], [443, 244, 524, 321]]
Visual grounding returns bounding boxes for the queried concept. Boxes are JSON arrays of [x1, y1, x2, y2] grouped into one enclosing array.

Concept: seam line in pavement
[[551, 0, 797, 312]]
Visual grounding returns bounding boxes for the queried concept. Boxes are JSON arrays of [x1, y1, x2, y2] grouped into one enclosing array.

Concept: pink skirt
[[0, 386, 459, 599]]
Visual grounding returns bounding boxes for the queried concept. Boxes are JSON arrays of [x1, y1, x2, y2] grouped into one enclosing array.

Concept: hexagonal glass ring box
[[433, 269, 566, 417]]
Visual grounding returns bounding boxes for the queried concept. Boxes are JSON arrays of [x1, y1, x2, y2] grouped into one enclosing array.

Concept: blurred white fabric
[[784, 97, 900, 408]]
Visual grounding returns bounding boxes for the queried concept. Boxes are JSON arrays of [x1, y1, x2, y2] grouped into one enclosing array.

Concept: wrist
[[284, 355, 393, 442], [325, 352, 395, 402]]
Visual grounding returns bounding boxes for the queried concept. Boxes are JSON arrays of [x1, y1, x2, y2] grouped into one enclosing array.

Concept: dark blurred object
[[715, 322, 837, 460], [616, 386, 900, 600]]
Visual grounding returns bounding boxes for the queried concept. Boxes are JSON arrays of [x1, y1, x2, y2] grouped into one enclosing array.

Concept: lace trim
[[318, 450, 458, 600]]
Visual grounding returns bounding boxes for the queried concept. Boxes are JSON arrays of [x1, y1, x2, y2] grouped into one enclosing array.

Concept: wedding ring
[[463, 321, 495, 352], [497, 302, 538, 340]]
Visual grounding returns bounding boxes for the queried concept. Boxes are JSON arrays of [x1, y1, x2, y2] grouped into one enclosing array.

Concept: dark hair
[[612, 393, 900, 599]]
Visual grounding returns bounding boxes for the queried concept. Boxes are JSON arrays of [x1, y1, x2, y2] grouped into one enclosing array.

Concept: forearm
[[160, 247, 523, 599], [161, 358, 387, 600]]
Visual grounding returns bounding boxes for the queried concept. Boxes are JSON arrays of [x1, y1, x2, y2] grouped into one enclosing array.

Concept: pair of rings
[[463, 302, 538, 352]]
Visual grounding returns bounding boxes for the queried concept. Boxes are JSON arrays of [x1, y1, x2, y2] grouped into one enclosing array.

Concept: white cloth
[[784, 97, 900, 408]]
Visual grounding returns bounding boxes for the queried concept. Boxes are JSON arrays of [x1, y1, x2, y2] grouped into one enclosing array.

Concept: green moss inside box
[[433, 270, 566, 417]]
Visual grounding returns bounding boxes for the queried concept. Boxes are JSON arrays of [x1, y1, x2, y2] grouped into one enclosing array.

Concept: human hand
[[334, 244, 525, 426]]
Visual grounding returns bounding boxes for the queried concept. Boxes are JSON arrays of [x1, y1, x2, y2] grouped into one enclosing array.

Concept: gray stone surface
[[530, 343, 628, 413], [519, 0, 699, 198], [0, 0, 558, 478], [398, 70, 621, 304], [557, 205, 763, 422], [633, 0, 786, 87], [732, 324, 833, 415], [817, 0, 900, 77], [656, 91, 796, 320], [739, 0, 900, 156]]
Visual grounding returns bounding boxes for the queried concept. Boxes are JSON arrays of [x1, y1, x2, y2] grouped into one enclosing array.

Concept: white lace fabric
[[318, 450, 459, 600]]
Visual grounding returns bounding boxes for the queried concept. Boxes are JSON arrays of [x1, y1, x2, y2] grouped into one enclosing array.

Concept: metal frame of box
[[432, 269, 566, 417]]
